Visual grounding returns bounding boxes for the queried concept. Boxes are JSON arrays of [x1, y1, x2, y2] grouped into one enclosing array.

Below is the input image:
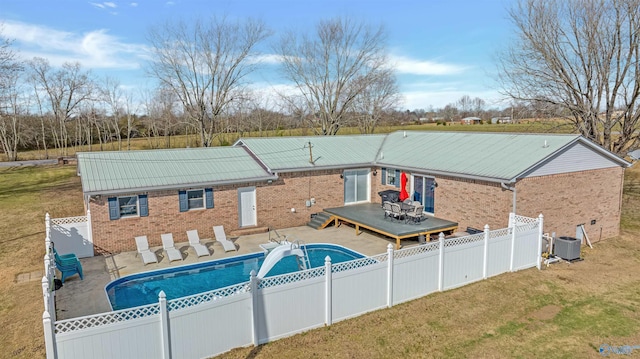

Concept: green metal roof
[[376, 131, 584, 181], [77, 147, 274, 195], [236, 134, 386, 171]]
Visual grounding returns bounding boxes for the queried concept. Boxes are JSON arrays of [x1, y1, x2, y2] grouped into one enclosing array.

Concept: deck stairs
[[307, 212, 335, 230]]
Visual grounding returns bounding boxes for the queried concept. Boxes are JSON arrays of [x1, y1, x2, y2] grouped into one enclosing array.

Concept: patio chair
[[213, 225, 237, 252], [51, 246, 79, 266], [135, 236, 159, 265], [186, 230, 211, 257], [405, 204, 425, 224], [382, 201, 394, 219], [54, 255, 83, 283], [161, 233, 183, 262], [389, 202, 404, 221]]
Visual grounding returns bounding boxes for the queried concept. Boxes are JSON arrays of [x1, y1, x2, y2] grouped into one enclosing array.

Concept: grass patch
[[0, 165, 82, 359]]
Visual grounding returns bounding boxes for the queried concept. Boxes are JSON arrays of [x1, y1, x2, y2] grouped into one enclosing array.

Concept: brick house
[[77, 131, 628, 254]]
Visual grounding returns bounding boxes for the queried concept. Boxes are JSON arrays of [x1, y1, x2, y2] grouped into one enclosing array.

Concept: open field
[[1, 154, 638, 358], [10, 120, 574, 161]]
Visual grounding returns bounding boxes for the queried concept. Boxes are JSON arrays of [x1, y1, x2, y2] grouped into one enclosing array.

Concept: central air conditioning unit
[[553, 236, 581, 261]]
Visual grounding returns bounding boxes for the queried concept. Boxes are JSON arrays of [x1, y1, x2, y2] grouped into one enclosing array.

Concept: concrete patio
[[54, 225, 424, 320]]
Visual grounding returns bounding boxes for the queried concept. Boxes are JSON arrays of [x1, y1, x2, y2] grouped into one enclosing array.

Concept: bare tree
[[100, 76, 124, 150], [276, 17, 394, 135], [0, 27, 23, 161], [352, 69, 401, 134], [147, 17, 270, 147], [142, 86, 181, 149], [28, 58, 95, 155], [498, 0, 640, 154]]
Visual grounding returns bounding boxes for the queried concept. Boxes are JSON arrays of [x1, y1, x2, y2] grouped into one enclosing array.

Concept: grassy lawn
[[1, 148, 638, 358]]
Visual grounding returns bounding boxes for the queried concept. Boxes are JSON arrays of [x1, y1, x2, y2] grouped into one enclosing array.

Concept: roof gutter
[[84, 174, 279, 197], [272, 163, 376, 173], [377, 163, 514, 184]]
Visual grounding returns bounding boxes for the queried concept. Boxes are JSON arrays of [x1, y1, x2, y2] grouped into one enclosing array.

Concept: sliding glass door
[[412, 175, 435, 214], [344, 169, 370, 205]]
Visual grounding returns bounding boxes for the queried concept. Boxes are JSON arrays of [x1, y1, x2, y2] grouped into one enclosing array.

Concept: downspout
[[501, 182, 517, 216]]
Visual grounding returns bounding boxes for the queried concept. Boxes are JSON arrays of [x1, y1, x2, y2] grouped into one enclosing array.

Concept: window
[[108, 194, 147, 220], [119, 196, 138, 217], [179, 188, 213, 212], [187, 189, 204, 209], [387, 170, 397, 186], [381, 168, 400, 187]]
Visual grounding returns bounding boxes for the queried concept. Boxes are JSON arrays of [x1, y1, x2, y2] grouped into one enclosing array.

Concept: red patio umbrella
[[399, 172, 409, 201]]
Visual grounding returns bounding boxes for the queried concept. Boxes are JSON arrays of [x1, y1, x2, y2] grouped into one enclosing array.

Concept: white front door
[[238, 187, 257, 227]]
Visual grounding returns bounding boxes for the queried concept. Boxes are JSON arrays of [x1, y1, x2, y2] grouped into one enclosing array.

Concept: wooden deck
[[323, 203, 458, 249]]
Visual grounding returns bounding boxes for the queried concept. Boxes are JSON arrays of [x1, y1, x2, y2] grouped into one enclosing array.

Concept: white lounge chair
[[186, 230, 210, 257], [213, 225, 237, 252], [134, 236, 159, 265], [161, 233, 183, 262]]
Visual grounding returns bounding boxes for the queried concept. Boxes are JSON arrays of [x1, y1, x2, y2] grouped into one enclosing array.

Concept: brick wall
[[90, 168, 357, 253], [255, 169, 346, 230], [516, 167, 624, 239], [89, 166, 624, 253], [435, 177, 513, 231]]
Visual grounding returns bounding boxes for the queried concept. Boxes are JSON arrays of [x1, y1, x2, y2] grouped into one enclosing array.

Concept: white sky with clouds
[[1, 0, 515, 110]]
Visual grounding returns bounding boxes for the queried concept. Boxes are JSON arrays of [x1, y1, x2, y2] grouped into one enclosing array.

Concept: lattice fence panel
[[259, 267, 325, 289], [443, 233, 484, 248], [55, 305, 160, 333], [168, 282, 249, 311], [515, 220, 539, 232], [51, 216, 87, 225], [514, 215, 538, 225], [331, 256, 381, 273], [395, 241, 439, 259], [489, 227, 511, 239]]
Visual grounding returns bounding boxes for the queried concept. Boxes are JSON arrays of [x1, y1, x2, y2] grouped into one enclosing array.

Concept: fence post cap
[[158, 290, 166, 299]]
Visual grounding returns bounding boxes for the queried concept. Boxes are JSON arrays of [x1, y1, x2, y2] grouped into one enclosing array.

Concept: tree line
[[2, 0, 640, 160]]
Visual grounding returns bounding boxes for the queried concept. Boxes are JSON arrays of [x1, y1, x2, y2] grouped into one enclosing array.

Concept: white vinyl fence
[[43, 214, 544, 359], [47, 212, 94, 258]]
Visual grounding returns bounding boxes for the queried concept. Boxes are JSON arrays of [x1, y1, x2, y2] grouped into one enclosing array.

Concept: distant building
[[491, 117, 512, 124], [461, 117, 482, 125]]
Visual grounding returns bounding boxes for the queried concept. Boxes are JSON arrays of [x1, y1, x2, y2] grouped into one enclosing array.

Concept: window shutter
[[178, 190, 188, 212], [205, 188, 214, 209], [395, 169, 400, 188], [108, 197, 120, 220], [138, 194, 148, 217], [381, 168, 386, 185]]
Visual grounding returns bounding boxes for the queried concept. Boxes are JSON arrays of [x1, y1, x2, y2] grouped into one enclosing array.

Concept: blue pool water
[[106, 244, 364, 310]]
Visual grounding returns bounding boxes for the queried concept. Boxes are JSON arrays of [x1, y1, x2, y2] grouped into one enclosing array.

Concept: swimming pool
[[106, 243, 364, 310]]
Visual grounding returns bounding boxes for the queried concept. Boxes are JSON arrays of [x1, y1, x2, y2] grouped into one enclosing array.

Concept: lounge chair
[[405, 204, 425, 224], [55, 255, 83, 283], [161, 233, 183, 262], [135, 236, 159, 265], [186, 230, 211, 257], [213, 225, 237, 252]]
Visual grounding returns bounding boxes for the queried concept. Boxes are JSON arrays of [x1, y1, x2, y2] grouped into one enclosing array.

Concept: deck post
[[536, 214, 544, 270], [324, 256, 333, 326], [250, 270, 259, 346], [42, 311, 57, 359], [438, 233, 445, 291], [483, 224, 490, 279], [386, 244, 394, 308], [158, 291, 171, 359]]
